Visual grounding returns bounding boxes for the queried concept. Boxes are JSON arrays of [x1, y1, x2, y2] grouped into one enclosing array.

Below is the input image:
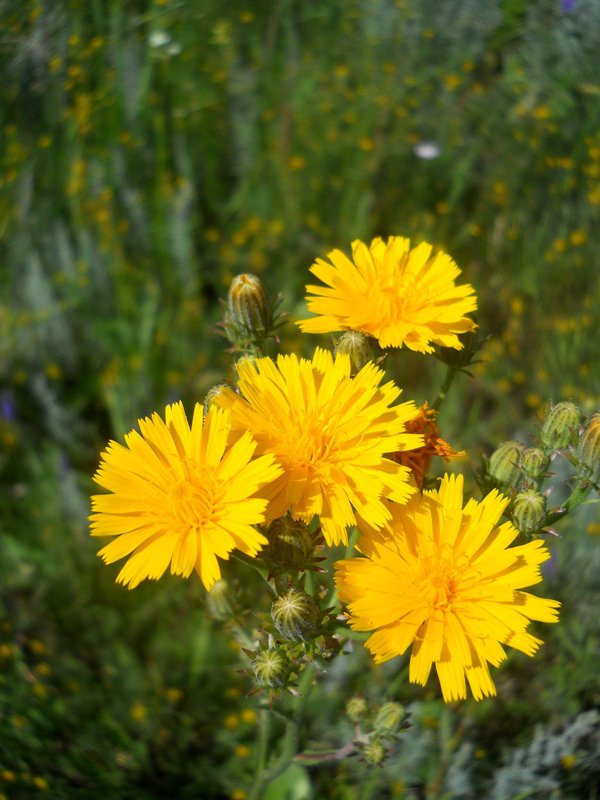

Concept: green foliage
[[1, 0, 600, 797]]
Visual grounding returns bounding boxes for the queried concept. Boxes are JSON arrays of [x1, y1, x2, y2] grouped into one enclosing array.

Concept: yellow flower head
[[214, 348, 423, 546], [90, 402, 282, 590], [334, 474, 560, 702], [298, 236, 477, 353]]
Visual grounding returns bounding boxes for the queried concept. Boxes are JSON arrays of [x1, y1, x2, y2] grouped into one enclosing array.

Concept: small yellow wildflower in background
[[335, 474, 560, 702], [215, 348, 423, 545], [90, 403, 281, 590], [298, 237, 477, 353]]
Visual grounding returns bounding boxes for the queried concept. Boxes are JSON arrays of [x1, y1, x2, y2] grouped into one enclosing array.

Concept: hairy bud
[[227, 273, 272, 340], [374, 702, 404, 735], [271, 589, 320, 643], [334, 331, 374, 374], [513, 490, 547, 535], [577, 411, 600, 484], [346, 696, 368, 723], [261, 516, 314, 574], [541, 401, 580, 450], [251, 649, 287, 688], [520, 447, 550, 481], [489, 440, 524, 486]]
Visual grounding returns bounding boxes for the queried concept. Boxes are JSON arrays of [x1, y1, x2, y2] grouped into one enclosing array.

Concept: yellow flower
[[90, 402, 281, 590], [215, 348, 423, 546], [334, 474, 560, 702], [298, 237, 477, 353]]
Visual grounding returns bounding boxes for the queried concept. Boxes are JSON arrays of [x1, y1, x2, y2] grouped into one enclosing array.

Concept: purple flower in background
[[562, 0, 575, 11], [0, 390, 16, 422]]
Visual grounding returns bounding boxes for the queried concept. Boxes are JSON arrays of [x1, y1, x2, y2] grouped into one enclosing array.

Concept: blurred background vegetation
[[1, 0, 600, 797]]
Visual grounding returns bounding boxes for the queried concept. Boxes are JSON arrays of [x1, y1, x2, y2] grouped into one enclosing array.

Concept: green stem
[[432, 366, 459, 412], [248, 665, 316, 800], [544, 482, 593, 528]]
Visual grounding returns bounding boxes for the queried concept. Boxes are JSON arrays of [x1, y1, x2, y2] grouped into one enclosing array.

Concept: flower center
[[165, 460, 220, 529], [280, 417, 335, 474], [418, 555, 462, 611]]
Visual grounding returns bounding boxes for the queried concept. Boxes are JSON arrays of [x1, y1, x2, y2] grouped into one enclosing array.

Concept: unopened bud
[[204, 383, 230, 413], [346, 696, 368, 723], [271, 589, 320, 643], [520, 447, 550, 481], [227, 273, 272, 339], [489, 441, 524, 486], [363, 739, 385, 765], [206, 579, 234, 621], [334, 332, 374, 374], [374, 702, 404, 735], [541, 401, 580, 450], [262, 516, 314, 574], [577, 411, 600, 484], [252, 649, 287, 688], [436, 327, 483, 369], [513, 490, 546, 535]]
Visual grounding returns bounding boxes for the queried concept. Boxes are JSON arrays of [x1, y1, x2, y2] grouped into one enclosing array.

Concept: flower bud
[[206, 579, 235, 621], [577, 411, 600, 484], [346, 696, 368, 723], [489, 440, 524, 486], [204, 383, 230, 414], [436, 327, 483, 369], [362, 739, 385, 766], [512, 490, 546, 535], [271, 589, 320, 643], [334, 332, 374, 374], [541, 401, 580, 450], [261, 516, 314, 574], [227, 273, 272, 339], [251, 649, 287, 688], [520, 447, 550, 481], [374, 702, 404, 735]]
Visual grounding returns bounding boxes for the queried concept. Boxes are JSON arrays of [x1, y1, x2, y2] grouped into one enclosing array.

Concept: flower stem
[[247, 664, 316, 800], [432, 366, 459, 412]]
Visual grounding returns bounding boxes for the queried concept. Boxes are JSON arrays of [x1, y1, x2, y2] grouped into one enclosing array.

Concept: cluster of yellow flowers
[[90, 236, 559, 703]]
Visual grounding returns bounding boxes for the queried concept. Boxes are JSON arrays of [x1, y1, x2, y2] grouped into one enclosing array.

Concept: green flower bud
[[227, 273, 272, 339], [577, 411, 600, 484], [251, 649, 287, 688], [271, 589, 320, 643], [520, 447, 550, 481], [513, 490, 547, 535], [206, 579, 234, 621], [346, 696, 368, 723], [334, 332, 374, 374], [489, 440, 524, 486], [541, 401, 580, 450], [261, 516, 314, 574], [374, 702, 404, 735], [363, 739, 386, 766], [436, 327, 483, 369], [204, 383, 230, 414]]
